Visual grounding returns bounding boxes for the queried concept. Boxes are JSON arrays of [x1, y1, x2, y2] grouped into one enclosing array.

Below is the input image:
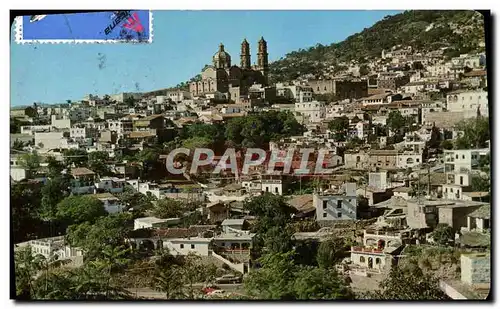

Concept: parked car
[[215, 274, 242, 284]]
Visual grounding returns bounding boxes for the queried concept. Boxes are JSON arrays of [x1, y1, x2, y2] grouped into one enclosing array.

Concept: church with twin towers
[[189, 37, 270, 98]]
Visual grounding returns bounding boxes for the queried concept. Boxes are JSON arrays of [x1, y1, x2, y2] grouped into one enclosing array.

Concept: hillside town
[[11, 23, 490, 300]]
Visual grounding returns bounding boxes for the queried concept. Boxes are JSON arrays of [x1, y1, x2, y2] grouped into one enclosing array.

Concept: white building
[[446, 90, 488, 119], [294, 101, 326, 123], [166, 90, 192, 102], [34, 131, 66, 150], [314, 183, 358, 222], [93, 193, 126, 214], [397, 153, 423, 169], [444, 148, 490, 174], [134, 217, 181, 230], [95, 177, 125, 193]]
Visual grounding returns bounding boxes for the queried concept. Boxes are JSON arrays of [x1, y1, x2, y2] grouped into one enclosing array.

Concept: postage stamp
[[14, 10, 153, 44]]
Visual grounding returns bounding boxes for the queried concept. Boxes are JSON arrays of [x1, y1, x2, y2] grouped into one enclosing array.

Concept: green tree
[[366, 264, 448, 300], [66, 213, 133, 259], [151, 264, 186, 299], [328, 116, 350, 141], [245, 250, 354, 300], [14, 246, 46, 299], [152, 198, 184, 219], [63, 149, 88, 168], [18, 152, 41, 173], [45, 156, 65, 178], [11, 182, 42, 243], [181, 136, 212, 150], [387, 110, 406, 134], [471, 174, 490, 193], [430, 223, 454, 246], [426, 126, 442, 150], [316, 236, 348, 268], [56, 195, 107, 225], [440, 140, 454, 150], [88, 151, 111, 177], [40, 176, 71, 221], [454, 117, 490, 149], [293, 266, 355, 300], [12, 139, 25, 150]]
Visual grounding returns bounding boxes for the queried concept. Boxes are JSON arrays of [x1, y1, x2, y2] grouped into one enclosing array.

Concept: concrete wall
[[439, 206, 483, 231], [461, 254, 490, 285]]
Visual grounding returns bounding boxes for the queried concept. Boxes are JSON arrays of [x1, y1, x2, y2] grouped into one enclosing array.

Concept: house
[[392, 186, 411, 200], [406, 199, 488, 231], [134, 217, 181, 230], [294, 101, 326, 123], [356, 186, 393, 207], [314, 183, 358, 223], [463, 205, 490, 233], [206, 202, 230, 223], [287, 194, 315, 218], [95, 177, 125, 194], [18, 236, 84, 267], [93, 193, 126, 214], [221, 219, 248, 233], [70, 167, 96, 195], [443, 148, 490, 174], [446, 90, 488, 119], [440, 253, 490, 299]]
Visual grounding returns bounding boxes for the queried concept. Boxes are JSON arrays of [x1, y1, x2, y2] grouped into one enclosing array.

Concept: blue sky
[[11, 10, 401, 106]]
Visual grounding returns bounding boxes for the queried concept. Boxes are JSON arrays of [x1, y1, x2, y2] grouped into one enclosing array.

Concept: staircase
[[209, 250, 246, 274]]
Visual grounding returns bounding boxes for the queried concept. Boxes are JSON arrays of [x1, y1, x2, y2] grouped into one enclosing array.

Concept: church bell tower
[[257, 37, 269, 84], [240, 38, 251, 70]]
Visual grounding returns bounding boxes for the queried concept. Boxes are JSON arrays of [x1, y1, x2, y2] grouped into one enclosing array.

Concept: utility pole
[[427, 163, 431, 197]]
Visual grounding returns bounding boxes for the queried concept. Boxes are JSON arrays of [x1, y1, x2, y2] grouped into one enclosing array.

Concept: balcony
[[351, 246, 384, 254]]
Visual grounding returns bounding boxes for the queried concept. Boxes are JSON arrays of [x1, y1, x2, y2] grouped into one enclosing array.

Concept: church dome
[[213, 43, 231, 69]]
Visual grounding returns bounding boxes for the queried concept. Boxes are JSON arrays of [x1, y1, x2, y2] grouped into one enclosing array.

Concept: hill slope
[[269, 10, 486, 83]]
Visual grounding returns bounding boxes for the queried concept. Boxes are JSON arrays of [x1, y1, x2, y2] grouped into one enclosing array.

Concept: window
[[460, 176, 463, 185], [416, 158, 420, 163], [180, 244, 184, 249], [221, 242, 225, 247], [462, 155, 465, 159], [360, 256, 365, 263], [191, 244, 195, 249], [265, 187, 269, 192], [322, 213, 327, 218], [450, 188, 454, 193], [323, 201, 327, 209], [337, 213, 342, 218], [275, 187, 278, 193], [337, 200, 342, 208], [456, 155, 459, 159], [376, 258, 381, 265]]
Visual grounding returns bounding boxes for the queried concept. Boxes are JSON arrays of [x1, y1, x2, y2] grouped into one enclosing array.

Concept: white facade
[[446, 90, 488, 119], [397, 153, 423, 169], [95, 178, 125, 193], [294, 101, 326, 123], [164, 238, 212, 256], [314, 183, 358, 221], [34, 131, 66, 150], [166, 90, 192, 102], [94, 195, 125, 214], [51, 115, 72, 129], [444, 149, 489, 173]]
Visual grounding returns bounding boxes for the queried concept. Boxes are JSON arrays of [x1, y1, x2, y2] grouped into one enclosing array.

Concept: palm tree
[[152, 265, 186, 299], [14, 246, 46, 299], [96, 245, 131, 298]]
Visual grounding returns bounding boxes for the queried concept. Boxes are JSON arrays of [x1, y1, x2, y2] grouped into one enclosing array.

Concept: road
[[127, 283, 244, 299]]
